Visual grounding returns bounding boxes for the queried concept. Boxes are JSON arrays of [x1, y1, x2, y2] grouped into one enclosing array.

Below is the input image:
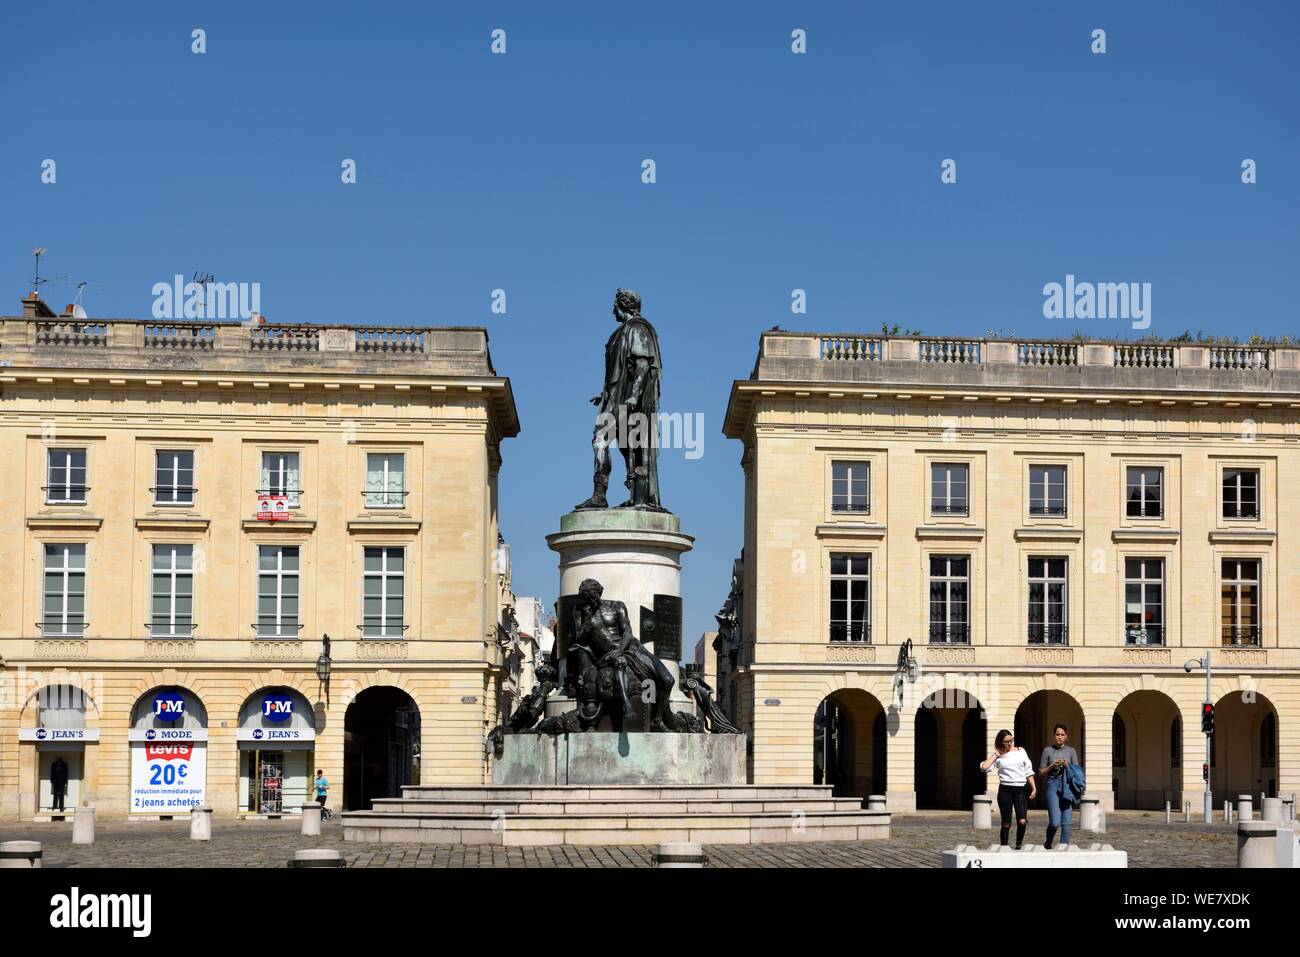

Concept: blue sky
[[3, 1, 1297, 645]]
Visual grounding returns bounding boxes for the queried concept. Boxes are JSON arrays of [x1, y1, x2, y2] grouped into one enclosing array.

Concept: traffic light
[[1201, 702, 1215, 735]]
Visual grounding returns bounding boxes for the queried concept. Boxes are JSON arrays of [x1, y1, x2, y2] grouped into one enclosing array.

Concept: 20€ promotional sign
[[130, 742, 206, 812]]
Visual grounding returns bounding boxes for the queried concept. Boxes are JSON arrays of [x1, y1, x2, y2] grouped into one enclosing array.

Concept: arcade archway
[[812, 689, 885, 799], [344, 687, 421, 811], [1014, 690, 1084, 809], [915, 691, 986, 809], [1112, 690, 1180, 809], [1211, 691, 1278, 803]]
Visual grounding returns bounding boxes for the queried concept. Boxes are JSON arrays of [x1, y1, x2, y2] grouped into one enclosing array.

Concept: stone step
[[342, 808, 889, 847], [367, 798, 862, 815], [397, 785, 839, 802]]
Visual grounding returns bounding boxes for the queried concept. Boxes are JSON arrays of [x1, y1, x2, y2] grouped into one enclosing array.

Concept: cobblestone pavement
[[0, 810, 1239, 868]]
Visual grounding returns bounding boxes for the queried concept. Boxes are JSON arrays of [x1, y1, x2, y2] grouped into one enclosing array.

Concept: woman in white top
[[979, 729, 1037, 848]]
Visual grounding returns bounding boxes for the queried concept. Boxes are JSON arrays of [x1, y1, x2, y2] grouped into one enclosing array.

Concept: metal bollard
[[1165, 800, 1171, 824], [1237, 794, 1253, 823], [1225, 799, 1232, 824], [291, 849, 343, 868], [1184, 801, 1192, 823], [0, 841, 42, 868], [301, 804, 322, 836], [72, 806, 95, 845], [654, 842, 705, 868], [190, 806, 213, 841], [972, 795, 993, 829]]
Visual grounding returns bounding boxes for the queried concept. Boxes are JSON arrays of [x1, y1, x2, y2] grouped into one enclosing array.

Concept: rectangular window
[[928, 555, 969, 643], [42, 544, 87, 637], [362, 546, 405, 637], [1029, 465, 1067, 517], [1220, 558, 1260, 646], [829, 553, 870, 642], [46, 448, 88, 504], [930, 464, 969, 516], [1222, 469, 1259, 520], [1124, 558, 1164, 645], [364, 453, 406, 508], [154, 450, 195, 506], [257, 545, 300, 638], [1125, 466, 1162, 518], [261, 452, 301, 506], [1027, 556, 1068, 644], [831, 461, 869, 514], [151, 544, 194, 638]]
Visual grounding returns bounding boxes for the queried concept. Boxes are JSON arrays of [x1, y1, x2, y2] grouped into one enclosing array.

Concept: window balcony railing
[[254, 622, 304, 639], [1029, 503, 1067, 518], [930, 503, 969, 516], [148, 621, 196, 639], [1220, 626, 1261, 647], [39, 621, 87, 638], [828, 625, 870, 644], [830, 502, 870, 514], [1027, 623, 1068, 645], [1124, 625, 1163, 646], [42, 485, 90, 504], [362, 490, 409, 508], [358, 623, 408, 639], [929, 623, 970, 644], [150, 486, 198, 505]]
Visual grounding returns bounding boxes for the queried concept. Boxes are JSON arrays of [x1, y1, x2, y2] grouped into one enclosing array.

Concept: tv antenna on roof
[[31, 247, 69, 295], [71, 281, 101, 320], [193, 271, 214, 316]]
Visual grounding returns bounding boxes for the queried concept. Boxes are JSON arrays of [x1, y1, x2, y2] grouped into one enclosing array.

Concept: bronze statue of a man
[[570, 578, 675, 731], [574, 289, 664, 511]]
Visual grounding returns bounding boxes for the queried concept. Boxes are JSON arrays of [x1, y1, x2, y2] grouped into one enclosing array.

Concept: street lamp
[[1184, 651, 1212, 823], [316, 633, 332, 705]]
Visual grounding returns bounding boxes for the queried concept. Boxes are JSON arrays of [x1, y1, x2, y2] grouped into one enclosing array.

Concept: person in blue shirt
[[313, 769, 331, 820], [1038, 724, 1081, 848]]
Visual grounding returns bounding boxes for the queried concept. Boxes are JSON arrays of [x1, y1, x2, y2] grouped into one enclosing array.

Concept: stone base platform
[[493, 732, 745, 786], [341, 784, 890, 846]]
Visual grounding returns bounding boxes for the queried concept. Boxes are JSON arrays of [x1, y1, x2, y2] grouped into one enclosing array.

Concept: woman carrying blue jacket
[[1038, 723, 1081, 848]]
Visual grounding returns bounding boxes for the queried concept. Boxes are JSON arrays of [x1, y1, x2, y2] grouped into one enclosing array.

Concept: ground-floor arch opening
[[1211, 691, 1278, 804], [812, 689, 885, 799], [915, 691, 986, 809], [1113, 690, 1181, 810], [1014, 690, 1084, 810], [344, 686, 421, 811]]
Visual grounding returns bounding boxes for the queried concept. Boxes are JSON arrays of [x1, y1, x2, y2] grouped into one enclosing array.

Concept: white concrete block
[[942, 843, 1127, 868]]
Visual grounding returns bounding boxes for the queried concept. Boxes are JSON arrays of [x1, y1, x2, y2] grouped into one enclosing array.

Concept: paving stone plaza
[[0, 811, 1236, 869]]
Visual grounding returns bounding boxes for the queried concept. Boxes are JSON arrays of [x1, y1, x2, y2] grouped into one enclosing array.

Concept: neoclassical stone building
[[0, 295, 518, 820], [724, 331, 1296, 812]]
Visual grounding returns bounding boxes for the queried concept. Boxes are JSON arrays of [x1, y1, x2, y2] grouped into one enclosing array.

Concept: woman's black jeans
[[996, 783, 1029, 847]]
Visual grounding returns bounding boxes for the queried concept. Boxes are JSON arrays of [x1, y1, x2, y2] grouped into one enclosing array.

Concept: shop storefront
[[128, 687, 208, 817], [20, 684, 98, 818], [237, 688, 315, 816]]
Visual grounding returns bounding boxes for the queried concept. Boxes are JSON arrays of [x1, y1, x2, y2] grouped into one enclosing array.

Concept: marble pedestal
[[546, 508, 694, 702], [493, 732, 746, 786]]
